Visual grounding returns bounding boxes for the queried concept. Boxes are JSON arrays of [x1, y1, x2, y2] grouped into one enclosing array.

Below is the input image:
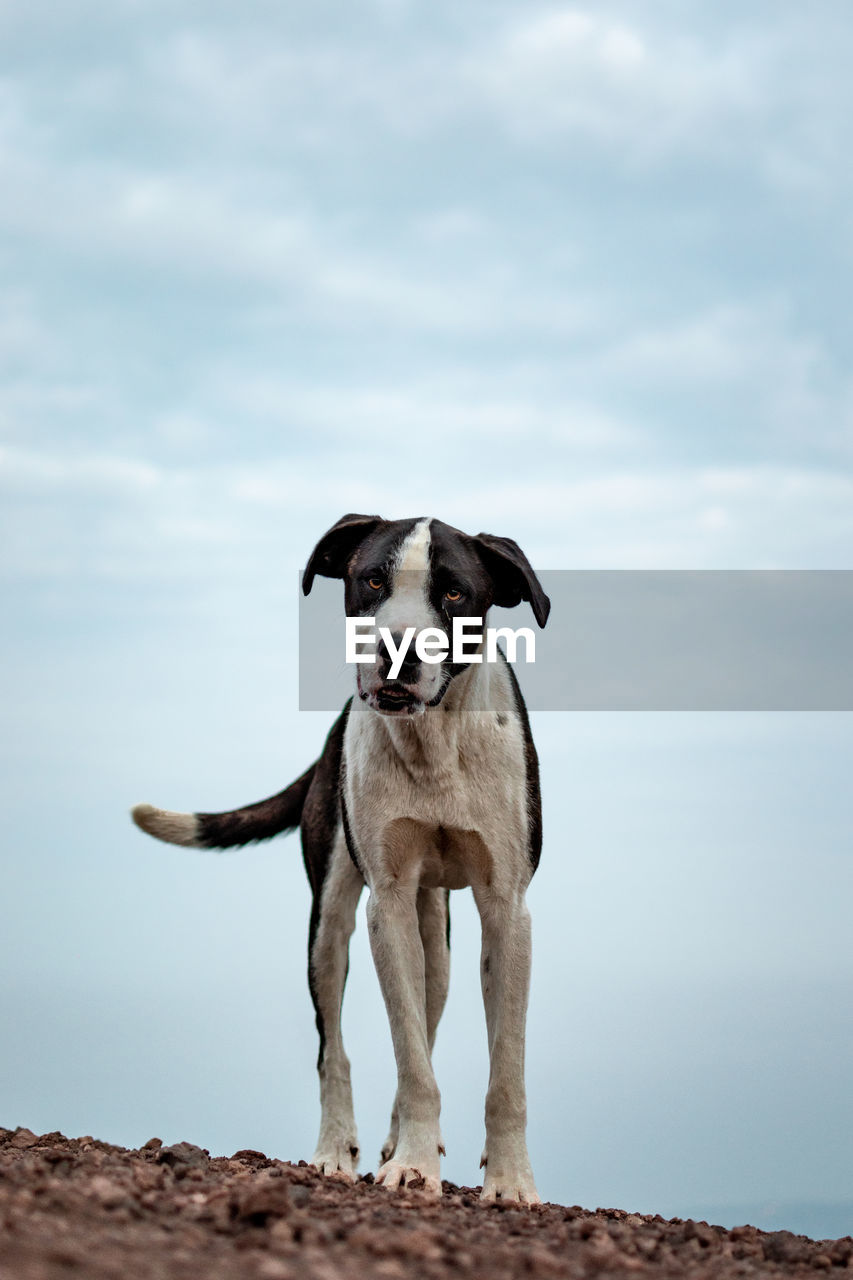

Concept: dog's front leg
[[380, 887, 450, 1166], [367, 884, 443, 1196], [474, 888, 540, 1205]]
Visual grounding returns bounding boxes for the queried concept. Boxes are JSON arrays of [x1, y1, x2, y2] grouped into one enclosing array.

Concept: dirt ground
[[1, 1127, 850, 1279]]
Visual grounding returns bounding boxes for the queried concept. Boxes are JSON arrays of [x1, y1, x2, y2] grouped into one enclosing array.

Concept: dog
[[131, 513, 550, 1203]]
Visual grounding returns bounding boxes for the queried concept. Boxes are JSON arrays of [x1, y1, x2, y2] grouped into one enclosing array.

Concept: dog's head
[[303, 514, 550, 717]]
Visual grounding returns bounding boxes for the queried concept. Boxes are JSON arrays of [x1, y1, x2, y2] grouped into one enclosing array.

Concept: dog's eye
[[445, 588, 462, 602], [367, 577, 383, 590]]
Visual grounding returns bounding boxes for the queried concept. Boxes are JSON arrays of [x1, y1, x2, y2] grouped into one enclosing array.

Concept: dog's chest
[[343, 704, 528, 887]]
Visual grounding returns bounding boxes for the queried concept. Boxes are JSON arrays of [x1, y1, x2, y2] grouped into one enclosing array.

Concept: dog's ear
[[471, 533, 550, 627], [303, 513, 385, 595]]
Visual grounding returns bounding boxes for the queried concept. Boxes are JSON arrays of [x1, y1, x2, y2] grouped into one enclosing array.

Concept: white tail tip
[[131, 803, 200, 847]]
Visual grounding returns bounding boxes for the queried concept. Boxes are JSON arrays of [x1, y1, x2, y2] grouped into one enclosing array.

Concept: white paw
[[311, 1137, 359, 1181], [381, 1111, 443, 1169], [376, 1156, 442, 1196], [479, 1153, 540, 1205]]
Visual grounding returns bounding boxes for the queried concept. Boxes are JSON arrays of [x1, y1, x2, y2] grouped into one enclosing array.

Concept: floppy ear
[[471, 533, 550, 627], [302, 513, 385, 595]]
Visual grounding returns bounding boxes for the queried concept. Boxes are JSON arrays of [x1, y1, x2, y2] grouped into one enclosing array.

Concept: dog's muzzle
[[356, 670, 424, 716]]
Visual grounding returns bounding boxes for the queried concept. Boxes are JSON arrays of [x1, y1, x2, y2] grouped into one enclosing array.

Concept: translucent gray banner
[[299, 571, 853, 711]]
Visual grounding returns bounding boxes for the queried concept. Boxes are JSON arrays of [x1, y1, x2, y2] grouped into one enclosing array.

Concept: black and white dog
[[132, 514, 550, 1203]]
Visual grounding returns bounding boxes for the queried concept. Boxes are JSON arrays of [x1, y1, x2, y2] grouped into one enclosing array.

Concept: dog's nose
[[378, 631, 421, 678]]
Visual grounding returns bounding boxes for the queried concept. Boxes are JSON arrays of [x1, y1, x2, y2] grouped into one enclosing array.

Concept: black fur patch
[[196, 765, 316, 848], [339, 781, 364, 879], [301, 698, 355, 1068], [300, 699, 352, 896], [302, 514, 385, 595], [504, 659, 543, 874], [426, 519, 495, 681], [343, 518, 421, 618]]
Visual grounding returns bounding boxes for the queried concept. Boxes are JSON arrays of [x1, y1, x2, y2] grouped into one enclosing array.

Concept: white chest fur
[[343, 662, 529, 891]]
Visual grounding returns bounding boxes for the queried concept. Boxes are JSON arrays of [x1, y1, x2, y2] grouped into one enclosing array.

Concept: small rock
[[579, 1220, 603, 1240], [232, 1148, 271, 1167], [46, 1246, 87, 1268], [372, 1263, 406, 1280], [132, 1163, 164, 1190], [157, 1141, 209, 1171], [395, 1228, 441, 1261], [268, 1220, 295, 1250], [88, 1175, 129, 1209], [763, 1231, 810, 1264], [233, 1173, 291, 1224], [257, 1259, 293, 1280], [585, 1233, 622, 1264], [42, 1147, 75, 1170], [142, 1137, 162, 1151], [11, 1128, 38, 1149], [37, 1131, 67, 1146]]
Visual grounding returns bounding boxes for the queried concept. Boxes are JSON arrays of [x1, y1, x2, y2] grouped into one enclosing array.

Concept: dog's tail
[[130, 763, 316, 850]]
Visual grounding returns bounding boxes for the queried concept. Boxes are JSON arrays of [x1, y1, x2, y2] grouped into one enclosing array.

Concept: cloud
[[603, 304, 815, 384], [0, 289, 53, 370], [2, 0, 852, 568], [462, 7, 767, 160], [0, 445, 159, 495], [0, 122, 596, 340], [475, 467, 853, 568], [203, 374, 633, 452], [599, 301, 833, 435], [4, 431, 852, 602], [454, 3, 853, 208]]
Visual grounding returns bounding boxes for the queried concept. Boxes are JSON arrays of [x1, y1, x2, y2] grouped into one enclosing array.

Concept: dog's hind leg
[[472, 885, 540, 1205], [308, 831, 364, 1179], [379, 887, 450, 1170], [421, 888, 451, 1054]]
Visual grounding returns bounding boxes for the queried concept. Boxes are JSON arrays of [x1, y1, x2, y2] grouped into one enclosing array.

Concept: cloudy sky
[[1, 0, 852, 1236]]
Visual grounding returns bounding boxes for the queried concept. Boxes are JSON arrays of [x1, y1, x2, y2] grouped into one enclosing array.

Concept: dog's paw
[[479, 1153, 540, 1205], [376, 1158, 442, 1197], [310, 1140, 359, 1182], [480, 1175, 541, 1205]]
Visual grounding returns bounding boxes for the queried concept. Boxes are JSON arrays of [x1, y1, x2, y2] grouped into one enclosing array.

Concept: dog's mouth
[[357, 673, 425, 717], [374, 681, 423, 715]]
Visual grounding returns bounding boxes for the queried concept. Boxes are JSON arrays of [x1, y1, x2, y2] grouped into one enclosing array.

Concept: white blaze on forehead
[[368, 517, 446, 700], [376, 519, 435, 634], [395, 518, 432, 574]]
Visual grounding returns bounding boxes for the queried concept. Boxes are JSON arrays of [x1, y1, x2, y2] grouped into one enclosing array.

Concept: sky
[[1, 0, 852, 1238]]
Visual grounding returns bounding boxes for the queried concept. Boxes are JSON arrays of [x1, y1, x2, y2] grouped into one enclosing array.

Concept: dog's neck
[[360, 661, 500, 774]]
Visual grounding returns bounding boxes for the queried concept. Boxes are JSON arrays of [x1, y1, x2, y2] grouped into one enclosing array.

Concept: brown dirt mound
[[1, 1126, 850, 1279]]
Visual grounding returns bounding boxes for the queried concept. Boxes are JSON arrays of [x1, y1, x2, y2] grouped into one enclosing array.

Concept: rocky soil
[[1, 1127, 851, 1279]]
